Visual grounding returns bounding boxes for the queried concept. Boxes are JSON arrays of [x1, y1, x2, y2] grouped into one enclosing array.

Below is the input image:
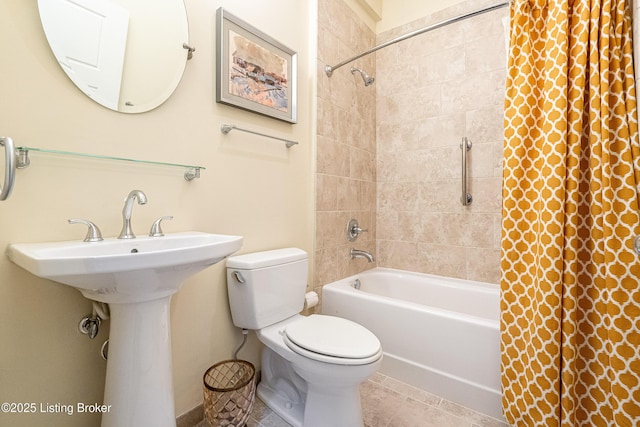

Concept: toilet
[[226, 248, 382, 427]]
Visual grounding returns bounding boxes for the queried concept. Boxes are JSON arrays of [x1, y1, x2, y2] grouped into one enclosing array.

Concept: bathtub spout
[[350, 249, 375, 263]]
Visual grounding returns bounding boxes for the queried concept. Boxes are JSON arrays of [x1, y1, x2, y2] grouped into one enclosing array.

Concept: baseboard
[[176, 404, 204, 427]]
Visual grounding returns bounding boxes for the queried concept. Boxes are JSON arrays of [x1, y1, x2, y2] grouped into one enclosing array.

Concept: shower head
[[350, 67, 375, 86]]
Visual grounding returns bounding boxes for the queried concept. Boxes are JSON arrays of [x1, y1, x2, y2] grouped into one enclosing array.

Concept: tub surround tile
[[417, 243, 467, 279], [465, 34, 507, 74], [316, 137, 350, 176], [316, 173, 338, 211], [374, 2, 508, 285], [466, 106, 505, 145], [317, 98, 340, 138], [317, 0, 505, 299], [418, 47, 466, 85], [415, 113, 468, 150], [417, 180, 466, 213], [378, 182, 420, 212], [468, 177, 502, 213], [316, 0, 378, 293], [465, 247, 501, 284], [313, 247, 339, 285], [376, 240, 421, 271], [337, 176, 361, 211], [350, 147, 376, 182]]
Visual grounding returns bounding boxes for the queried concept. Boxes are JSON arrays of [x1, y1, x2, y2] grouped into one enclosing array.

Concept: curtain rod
[[324, 1, 510, 77]]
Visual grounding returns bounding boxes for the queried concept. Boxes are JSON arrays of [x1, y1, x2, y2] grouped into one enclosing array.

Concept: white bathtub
[[321, 268, 503, 420]]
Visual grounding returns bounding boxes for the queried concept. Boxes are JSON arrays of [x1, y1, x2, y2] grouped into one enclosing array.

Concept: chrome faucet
[[350, 248, 375, 263], [118, 190, 148, 239]]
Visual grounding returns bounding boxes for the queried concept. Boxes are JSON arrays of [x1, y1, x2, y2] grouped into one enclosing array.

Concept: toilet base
[[257, 382, 304, 427], [303, 384, 364, 427], [257, 378, 365, 427], [256, 341, 379, 427]]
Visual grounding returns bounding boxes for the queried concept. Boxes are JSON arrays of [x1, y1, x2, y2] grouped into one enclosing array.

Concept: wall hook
[[183, 43, 195, 60]]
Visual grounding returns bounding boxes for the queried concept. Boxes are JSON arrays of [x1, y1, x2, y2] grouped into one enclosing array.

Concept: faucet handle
[[347, 219, 368, 242], [149, 216, 173, 237], [68, 219, 103, 242]]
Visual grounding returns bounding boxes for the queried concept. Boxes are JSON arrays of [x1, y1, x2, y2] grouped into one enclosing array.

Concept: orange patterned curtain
[[501, 0, 640, 425]]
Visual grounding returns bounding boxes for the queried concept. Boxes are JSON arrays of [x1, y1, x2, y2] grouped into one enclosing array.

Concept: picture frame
[[216, 8, 297, 124]]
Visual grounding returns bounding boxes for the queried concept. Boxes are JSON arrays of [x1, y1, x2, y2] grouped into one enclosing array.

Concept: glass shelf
[[15, 146, 205, 181]]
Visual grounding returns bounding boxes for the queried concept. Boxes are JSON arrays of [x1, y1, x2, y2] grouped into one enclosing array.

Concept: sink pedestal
[[101, 296, 176, 427], [7, 231, 243, 427]]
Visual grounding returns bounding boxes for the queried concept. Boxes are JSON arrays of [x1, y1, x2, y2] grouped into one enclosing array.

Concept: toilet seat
[[283, 315, 382, 365]]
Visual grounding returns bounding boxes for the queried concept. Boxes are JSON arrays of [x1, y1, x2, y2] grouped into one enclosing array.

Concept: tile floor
[[196, 372, 510, 427]]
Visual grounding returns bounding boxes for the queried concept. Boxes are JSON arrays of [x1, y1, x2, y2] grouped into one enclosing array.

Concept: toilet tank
[[226, 248, 308, 330]]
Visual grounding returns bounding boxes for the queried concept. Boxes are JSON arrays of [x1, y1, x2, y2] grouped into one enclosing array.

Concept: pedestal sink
[[7, 231, 243, 427]]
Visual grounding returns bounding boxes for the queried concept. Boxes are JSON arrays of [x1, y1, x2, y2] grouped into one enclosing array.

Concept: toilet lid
[[284, 315, 381, 364]]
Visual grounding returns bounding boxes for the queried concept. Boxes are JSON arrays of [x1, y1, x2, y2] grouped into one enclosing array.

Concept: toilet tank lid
[[226, 248, 307, 269]]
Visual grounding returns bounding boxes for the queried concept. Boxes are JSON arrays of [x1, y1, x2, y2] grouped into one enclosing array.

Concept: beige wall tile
[[316, 0, 377, 290], [316, 173, 338, 211], [317, 137, 351, 176], [317, 0, 506, 292], [374, 4, 507, 284]]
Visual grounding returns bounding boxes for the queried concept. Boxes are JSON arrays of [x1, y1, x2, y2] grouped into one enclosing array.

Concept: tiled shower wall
[[315, 0, 378, 291], [315, 0, 508, 291], [315, 1, 640, 287], [375, 1, 507, 284]]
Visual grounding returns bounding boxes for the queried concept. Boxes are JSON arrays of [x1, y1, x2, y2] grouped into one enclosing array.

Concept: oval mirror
[[37, 0, 190, 113]]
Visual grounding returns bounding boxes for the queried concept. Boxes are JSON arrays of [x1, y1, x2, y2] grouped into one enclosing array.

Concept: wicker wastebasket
[[203, 359, 256, 427]]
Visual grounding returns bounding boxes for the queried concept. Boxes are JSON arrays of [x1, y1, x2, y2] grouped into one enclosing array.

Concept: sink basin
[[7, 231, 243, 427], [7, 231, 243, 303]]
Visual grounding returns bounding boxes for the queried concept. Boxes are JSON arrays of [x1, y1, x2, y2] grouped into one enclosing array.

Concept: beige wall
[[315, 0, 378, 296], [0, 1, 314, 425], [346, 0, 472, 33], [377, 0, 467, 33]]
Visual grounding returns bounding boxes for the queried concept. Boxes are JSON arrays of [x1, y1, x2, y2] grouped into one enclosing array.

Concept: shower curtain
[[501, 0, 640, 425]]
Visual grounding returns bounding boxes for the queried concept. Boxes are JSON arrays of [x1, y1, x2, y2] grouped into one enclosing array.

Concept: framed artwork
[[216, 8, 297, 123]]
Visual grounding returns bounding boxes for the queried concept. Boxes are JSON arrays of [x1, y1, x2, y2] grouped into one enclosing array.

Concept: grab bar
[[460, 137, 472, 206], [0, 136, 16, 201]]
